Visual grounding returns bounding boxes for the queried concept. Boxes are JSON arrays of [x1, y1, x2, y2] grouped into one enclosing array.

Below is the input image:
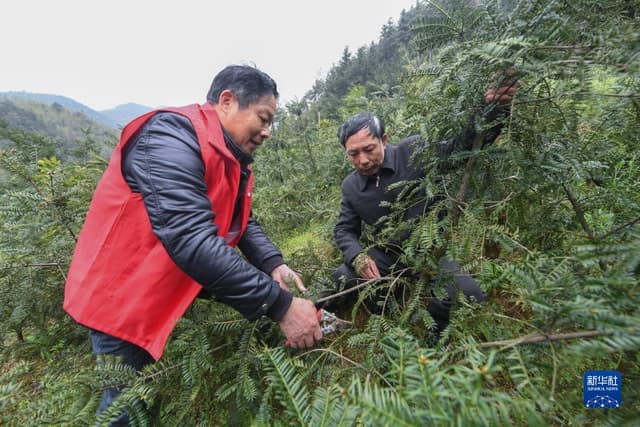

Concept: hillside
[[300, 4, 426, 120], [0, 97, 118, 159], [0, 1, 638, 425], [0, 91, 153, 129], [0, 91, 117, 127]]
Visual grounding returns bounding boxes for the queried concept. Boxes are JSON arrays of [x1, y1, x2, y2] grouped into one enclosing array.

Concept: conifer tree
[[1, 1, 638, 425]]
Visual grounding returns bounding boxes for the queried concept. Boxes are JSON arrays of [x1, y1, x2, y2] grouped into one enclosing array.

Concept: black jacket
[[121, 112, 291, 321], [335, 120, 503, 265], [334, 136, 429, 264]]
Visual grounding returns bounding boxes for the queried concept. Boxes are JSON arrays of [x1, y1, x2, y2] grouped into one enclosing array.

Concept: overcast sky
[[1, 0, 417, 111]]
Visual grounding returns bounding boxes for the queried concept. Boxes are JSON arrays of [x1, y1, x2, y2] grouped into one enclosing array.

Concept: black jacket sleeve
[[333, 179, 364, 265], [432, 107, 507, 159], [237, 214, 285, 274], [121, 112, 291, 321]]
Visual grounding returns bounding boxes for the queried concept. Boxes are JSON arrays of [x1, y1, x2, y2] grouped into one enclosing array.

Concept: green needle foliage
[[1, 1, 639, 425]]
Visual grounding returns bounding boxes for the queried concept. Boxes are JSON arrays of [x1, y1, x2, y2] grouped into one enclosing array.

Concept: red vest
[[64, 103, 253, 360]]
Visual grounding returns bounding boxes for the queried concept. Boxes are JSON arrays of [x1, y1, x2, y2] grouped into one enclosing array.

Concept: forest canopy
[[1, 1, 638, 425]]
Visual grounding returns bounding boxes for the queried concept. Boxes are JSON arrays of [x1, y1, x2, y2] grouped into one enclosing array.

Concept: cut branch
[[314, 271, 408, 304]]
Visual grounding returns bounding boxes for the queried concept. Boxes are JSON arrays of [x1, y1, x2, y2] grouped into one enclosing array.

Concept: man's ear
[[217, 90, 236, 114], [381, 133, 388, 146]]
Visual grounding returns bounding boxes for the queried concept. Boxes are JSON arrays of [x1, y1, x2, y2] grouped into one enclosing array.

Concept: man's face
[[344, 127, 387, 175], [218, 92, 276, 155]]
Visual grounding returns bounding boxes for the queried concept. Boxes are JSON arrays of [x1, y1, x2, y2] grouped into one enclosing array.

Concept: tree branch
[[478, 329, 612, 349], [597, 215, 640, 240], [1, 262, 61, 270], [300, 348, 393, 388], [563, 183, 595, 239], [450, 131, 485, 227], [516, 92, 640, 105]]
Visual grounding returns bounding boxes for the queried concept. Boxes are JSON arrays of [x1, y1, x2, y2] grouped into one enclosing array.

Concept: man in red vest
[[64, 65, 321, 424]]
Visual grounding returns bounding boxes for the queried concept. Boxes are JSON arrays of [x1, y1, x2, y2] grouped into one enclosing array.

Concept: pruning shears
[[317, 309, 353, 334], [284, 309, 353, 347]]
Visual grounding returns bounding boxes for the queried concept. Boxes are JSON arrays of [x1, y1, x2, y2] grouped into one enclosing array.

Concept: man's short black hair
[[337, 112, 385, 147], [206, 65, 279, 108]]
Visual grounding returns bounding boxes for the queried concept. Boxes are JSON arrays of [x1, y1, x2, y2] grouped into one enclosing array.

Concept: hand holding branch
[[271, 263, 306, 293], [354, 252, 381, 280], [484, 69, 520, 105]]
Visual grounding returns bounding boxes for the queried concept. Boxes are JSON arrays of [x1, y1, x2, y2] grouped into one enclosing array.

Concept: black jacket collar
[[355, 144, 397, 191], [222, 128, 253, 168]]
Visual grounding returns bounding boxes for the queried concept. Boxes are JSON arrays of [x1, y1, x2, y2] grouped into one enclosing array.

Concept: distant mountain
[[0, 91, 153, 128], [0, 91, 116, 127], [100, 103, 153, 128], [0, 97, 119, 159]]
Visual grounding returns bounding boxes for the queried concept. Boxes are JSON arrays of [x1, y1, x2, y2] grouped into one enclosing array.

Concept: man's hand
[[279, 297, 322, 349], [353, 253, 381, 280], [484, 69, 519, 106], [271, 264, 306, 293]]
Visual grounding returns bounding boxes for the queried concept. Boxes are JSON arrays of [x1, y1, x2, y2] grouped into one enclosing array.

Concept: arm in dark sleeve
[[121, 112, 291, 321], [333, 184, 364, 265], [433, 106, 508, 158], [237, 214, 285, 274]]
